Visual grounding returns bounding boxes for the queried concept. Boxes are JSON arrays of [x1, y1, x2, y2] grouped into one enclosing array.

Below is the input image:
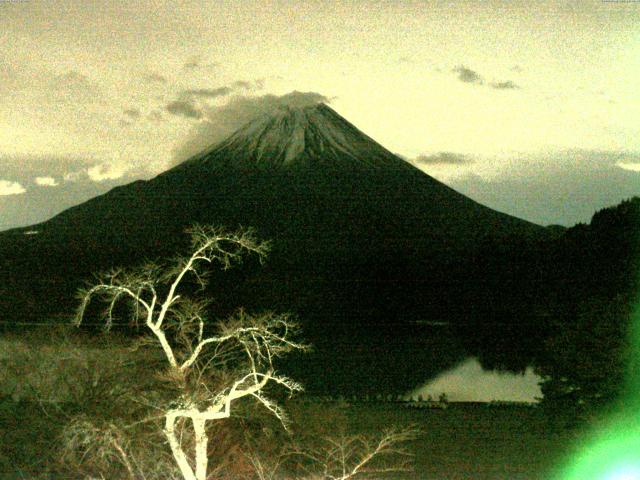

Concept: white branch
[[74, 225, 302, 480]]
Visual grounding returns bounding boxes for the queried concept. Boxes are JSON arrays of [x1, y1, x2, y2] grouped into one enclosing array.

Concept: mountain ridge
[[0, 103, 553, 393]]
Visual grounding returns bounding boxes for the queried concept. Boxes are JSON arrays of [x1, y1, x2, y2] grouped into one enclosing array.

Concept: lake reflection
[[407, 357, 543, 403]]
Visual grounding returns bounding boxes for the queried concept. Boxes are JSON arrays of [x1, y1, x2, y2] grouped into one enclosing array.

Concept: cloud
[[452, 66, 520, 90], [51, 71, 92, 89], [180, 81, 265, 101], [616, 161, 640, 172], [183, 55, 219, 70], [48, 70, 102, 103], [171, 91, 329, 164], [0, 180, 26, 196], [184, 55, 201, 69], [63, 170, 83, 182], [123, 108, 141, 119], [232, 79, 265, 91], [148, 110, 164, 122], [453, 65, 484, 85], [34, 176, 58, 187], [182, 87, 232, 99], [86, 162, 128, 182], [166, 100, 203, 119], [414, 152, 473, 165], [143, 72, 168, 84], [232, 81, 252, 90], [490, 80, 520, 90]]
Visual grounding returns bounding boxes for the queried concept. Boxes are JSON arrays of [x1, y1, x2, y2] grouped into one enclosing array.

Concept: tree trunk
[[165, 413, 197, 480], [193, 416, 209, 480]]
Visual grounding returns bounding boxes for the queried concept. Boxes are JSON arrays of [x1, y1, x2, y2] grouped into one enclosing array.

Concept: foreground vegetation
[[2, 390, 584, 479], [2, 227, 421, 480], [2, 201, 638, 479]]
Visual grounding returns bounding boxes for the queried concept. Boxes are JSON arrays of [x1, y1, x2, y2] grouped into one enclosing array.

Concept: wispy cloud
[[183, 87, 232, 98], [414, 152, 473, 165], [1, 154, 90, 181], [0, 154, 133, 186], [48, 70, 103, 103], [165, 100, 203, 119], [453, 65, 484, 85], [490, 80, 520, 90], [148, 110, 164, 122], [232, 80, 252, 90], [34, 176, 58, 187], [86, 162, 128, 182], [0, 180, 26, 196], [143, 72, 168, 84], [123, 108, 141, 119], [63, 171, 83, 182], [179, 80, 264, 102], [184, 55, 201, 69], [165, 80, 271, 125], [232, 79, 265, 91], [183, 55, 219, 70], [452, 65, 520, 90]]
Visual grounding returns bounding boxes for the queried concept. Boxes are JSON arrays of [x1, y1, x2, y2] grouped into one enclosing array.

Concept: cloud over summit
[[164, 81, 270, 121], [171, 91, 330, 164]]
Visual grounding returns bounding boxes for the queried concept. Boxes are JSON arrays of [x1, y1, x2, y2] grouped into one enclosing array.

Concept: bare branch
[[72, 225, 303, 480], [286, 426, 420, 480]]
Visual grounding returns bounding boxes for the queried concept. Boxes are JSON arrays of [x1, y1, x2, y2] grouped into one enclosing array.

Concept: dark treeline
[[460, 197, 640, 413]]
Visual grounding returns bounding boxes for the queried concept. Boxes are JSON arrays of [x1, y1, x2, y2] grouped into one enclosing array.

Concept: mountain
[[175, 103, 407, 170], [0, 103, 552, 393]]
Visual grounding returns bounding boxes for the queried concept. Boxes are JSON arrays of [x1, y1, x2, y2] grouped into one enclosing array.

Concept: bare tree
[[75, 225, 307, 480], [295, 427, 418, 480], [245, 426, 419, 480]]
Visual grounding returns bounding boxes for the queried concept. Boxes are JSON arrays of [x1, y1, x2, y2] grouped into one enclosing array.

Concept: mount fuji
[[0, 103, 551, 393]]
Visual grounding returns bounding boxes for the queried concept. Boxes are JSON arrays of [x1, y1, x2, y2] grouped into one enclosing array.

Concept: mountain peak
[[178, 103, 410, 170]]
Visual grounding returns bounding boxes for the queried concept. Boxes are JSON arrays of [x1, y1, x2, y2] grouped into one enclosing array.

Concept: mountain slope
[[0, 103, 550, 393]]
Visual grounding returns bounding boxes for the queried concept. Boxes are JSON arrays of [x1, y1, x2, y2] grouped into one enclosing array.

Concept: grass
[[0, 329, 585, 479], [334, 402, 581, 480], [1, 397, 587, 479], [290, 400, 585, 480]]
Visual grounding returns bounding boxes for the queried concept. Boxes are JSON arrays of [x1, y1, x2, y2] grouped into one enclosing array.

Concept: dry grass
[[1, 329, 584, 479]]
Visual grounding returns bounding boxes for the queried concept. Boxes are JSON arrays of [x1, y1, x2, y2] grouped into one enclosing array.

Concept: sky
[[0, 0, 639, 230]]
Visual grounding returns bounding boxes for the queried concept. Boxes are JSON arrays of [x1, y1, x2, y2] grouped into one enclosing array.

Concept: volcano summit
[[175, 103, 412, 170]]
